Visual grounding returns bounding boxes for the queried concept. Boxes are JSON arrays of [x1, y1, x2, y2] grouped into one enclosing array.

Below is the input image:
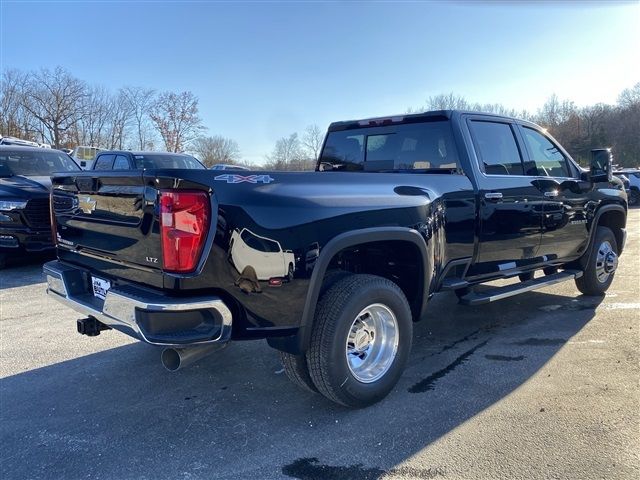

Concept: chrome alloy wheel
[[595, 240, 618, 283], [345, 303, 399, 383]]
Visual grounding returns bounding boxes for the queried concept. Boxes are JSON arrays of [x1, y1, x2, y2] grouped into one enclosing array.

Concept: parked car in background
[[71, 146, 103, 170], [91, 151, 205, 170], [0, 146, 80, 268], [210, 164, 250, 170], [0, 136, 42, 148], [614, 169, 640, 206]]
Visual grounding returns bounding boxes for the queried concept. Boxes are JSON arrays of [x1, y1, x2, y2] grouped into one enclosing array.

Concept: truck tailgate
[[52, 171, 163, 271]]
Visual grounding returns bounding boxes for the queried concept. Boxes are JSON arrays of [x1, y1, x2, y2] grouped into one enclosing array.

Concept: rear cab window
[[133, 154, 205, 169], [318, 120, 461, 173]]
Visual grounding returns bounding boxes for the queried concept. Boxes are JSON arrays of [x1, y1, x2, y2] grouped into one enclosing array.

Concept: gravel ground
[[1, 209, 638, 480]]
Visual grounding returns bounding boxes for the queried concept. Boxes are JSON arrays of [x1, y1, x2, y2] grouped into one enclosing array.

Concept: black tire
[[279, 351, 318, 394], [307, 274, 412, 408], [320, 269, 351, 295], [287, 263, 294, 282], [575, 226, 618, 296], [518, 272, 534, 282]]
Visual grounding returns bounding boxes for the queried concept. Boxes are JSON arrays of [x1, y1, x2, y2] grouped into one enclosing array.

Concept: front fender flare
[[581, 203, 627, 266]]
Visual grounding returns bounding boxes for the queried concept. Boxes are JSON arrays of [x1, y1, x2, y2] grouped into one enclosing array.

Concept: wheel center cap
[[353, 329, 371, 351]]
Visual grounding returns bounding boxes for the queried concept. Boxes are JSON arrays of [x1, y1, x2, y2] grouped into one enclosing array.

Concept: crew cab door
[[516, 124, 590, 260], [466, 117, 545, 274]]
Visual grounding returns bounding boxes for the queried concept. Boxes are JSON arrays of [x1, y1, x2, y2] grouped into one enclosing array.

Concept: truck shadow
[[0, 256, 52, 290], [0, 290, 602, 479]]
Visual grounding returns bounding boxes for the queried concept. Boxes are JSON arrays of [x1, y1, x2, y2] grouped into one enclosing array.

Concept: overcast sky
[[1, 1, 638, 163]]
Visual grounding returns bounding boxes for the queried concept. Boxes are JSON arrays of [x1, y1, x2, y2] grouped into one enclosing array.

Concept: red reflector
[[159, 190, 210, 273], [268, 278, 282, 287]]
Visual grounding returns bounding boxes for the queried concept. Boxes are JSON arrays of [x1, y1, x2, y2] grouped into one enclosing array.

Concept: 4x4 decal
[[214, 174, 274, 184]]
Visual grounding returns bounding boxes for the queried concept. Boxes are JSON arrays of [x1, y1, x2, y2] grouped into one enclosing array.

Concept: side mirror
[[589, 148, 613, 183]]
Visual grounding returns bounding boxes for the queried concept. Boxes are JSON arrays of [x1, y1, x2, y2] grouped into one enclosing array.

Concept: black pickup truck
[[44, 110, 627, 407]]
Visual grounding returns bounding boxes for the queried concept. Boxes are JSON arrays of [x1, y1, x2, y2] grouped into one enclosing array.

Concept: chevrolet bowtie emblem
[[78, 195, 97, 214]]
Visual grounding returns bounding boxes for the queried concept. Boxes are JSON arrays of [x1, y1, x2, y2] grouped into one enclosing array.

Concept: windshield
[[133, 154, 205, 170], [0, 150, 80, 176], [318, 120, 461, 173]]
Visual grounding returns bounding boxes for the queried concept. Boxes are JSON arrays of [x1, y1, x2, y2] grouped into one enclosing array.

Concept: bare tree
[[74, 85, 112, 147], [192, 135, 241, 167], [410, 92, 528, 119], [265, 133, 302, 170], [301, 124, 324, 161], [149, 91, 204, 152], [617, 82, 640, 109], [0, 69, 33, 139], [105, 90, 134, 149], [21, 67, 86, 148], [423, 92, 470, 111], [265, 133, 315, 171], [122, 86, 156, 150], [535, 94, 577, 129]]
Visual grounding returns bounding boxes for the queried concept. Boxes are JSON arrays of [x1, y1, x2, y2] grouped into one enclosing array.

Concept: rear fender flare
[[272, 227, 431, 354]]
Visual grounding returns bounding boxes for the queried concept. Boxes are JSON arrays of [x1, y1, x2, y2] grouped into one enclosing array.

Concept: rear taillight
[[159, 190, 210, 273]]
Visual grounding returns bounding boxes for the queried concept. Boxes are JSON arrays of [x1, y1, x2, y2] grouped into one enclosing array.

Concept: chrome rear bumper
[[44, 260, 232, 346]]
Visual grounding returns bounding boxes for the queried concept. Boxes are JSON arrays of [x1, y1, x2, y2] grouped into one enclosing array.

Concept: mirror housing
[[589, 148, 613, 183]]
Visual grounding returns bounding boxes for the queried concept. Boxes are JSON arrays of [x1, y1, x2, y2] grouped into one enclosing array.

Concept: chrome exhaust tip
[[161, 344, 226, 372]]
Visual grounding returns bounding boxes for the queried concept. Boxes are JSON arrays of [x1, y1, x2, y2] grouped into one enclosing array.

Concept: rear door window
[[93, 154, 115, 170], [469, 121, 524, 175]]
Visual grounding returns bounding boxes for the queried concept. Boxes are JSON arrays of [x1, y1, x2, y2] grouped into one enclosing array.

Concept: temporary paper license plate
[[92, 276, 111, 300]]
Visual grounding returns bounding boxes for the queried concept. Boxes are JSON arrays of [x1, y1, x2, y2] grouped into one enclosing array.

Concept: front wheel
[[307, 274, 412, 408], [575, 226, 618, 296]]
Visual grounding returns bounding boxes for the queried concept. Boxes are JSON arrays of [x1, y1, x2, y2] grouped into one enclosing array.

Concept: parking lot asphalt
[[1, 209, 638, 480]]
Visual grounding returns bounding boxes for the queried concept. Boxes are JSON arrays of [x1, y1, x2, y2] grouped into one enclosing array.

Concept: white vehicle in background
[[229, 228, 295, 280], [72, 146, 103, 169], [210, 164, 250, 171], [0, 136, 41, 147]]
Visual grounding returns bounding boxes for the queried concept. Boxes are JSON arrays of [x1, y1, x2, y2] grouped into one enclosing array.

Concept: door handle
[[544, 191, 559, 198], [484, 192, 503, 201]]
